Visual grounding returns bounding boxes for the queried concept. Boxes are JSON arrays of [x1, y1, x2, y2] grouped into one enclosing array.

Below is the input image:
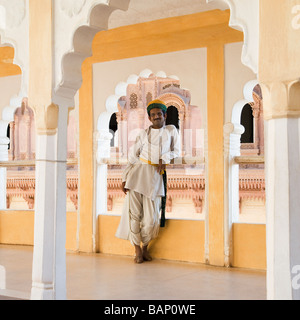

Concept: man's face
[[148, 108, 167, 129]]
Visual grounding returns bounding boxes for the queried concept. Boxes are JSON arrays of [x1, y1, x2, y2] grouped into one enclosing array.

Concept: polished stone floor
[[0, 245, 266, 300]]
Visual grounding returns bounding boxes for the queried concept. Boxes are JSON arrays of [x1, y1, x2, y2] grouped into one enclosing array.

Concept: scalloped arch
[[55, 0, 130, 104], [207, 0, 259, 74], [158, 92, 186, 114], [97, 69, 181, 131], [231, 79, 259, 124]]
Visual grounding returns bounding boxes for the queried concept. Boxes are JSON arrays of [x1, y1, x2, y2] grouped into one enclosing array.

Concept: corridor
[[0, 245, 266, 300]]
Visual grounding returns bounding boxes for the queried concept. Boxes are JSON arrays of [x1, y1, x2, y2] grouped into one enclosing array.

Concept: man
[[115, 99, 180, 263]]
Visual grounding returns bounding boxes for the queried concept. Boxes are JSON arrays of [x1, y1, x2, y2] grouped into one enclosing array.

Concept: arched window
[[7, 123, 11, 150], [166, 105, 179, 130], [109, 113, 118, 147], [9, 102, 35, 161], [240, 103, 254, 143]]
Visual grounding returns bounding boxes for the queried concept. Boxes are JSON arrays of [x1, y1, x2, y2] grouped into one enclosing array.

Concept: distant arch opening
[[166, 105, 179, 130], [240, 103, 254, 144], [109, 113, 118, 147]]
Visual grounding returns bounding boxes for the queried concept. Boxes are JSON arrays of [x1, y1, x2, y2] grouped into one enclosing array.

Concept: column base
[[31, 282, 54, 300]]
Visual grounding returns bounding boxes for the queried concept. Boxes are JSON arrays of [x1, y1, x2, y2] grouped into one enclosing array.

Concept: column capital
[[34, 103, 59, 136], [223, 123, 245, 136], [223, 123, 244, 156], [260, 79, 300, 120]]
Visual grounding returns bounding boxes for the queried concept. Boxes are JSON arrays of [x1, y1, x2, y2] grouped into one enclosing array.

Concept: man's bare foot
[[134, 245, 143, 264], [134, 255, 143, 264], [142, 246, 152, 261]]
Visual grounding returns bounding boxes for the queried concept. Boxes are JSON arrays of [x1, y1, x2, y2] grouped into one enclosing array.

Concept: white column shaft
[[31, 107, 68, 300], [265, 117, 300, 300]]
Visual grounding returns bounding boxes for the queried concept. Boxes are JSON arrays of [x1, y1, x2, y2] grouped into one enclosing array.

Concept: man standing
[[115, 100, 180, 263]]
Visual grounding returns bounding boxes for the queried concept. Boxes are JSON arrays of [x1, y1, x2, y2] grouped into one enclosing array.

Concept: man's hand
[[122, 181, 128, 194], [157, 159, 166, 175]]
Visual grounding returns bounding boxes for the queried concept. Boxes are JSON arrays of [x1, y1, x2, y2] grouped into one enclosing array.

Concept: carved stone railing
[[4, 160, 265, 212], [2, 159, 78, 210], [6, 169, 79, 210], [106, 167, 206, 213], [106, 165, 265, 214]]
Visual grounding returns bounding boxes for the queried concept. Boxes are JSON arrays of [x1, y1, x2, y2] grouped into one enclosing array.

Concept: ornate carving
[[104, 167, 265, 214], [130, 93, 138, 109], [6, 170, 79, 210], [260, 79, 300, 120]]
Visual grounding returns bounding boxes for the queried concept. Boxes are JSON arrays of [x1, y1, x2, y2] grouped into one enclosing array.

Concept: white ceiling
[[108, 0, 229, 29]]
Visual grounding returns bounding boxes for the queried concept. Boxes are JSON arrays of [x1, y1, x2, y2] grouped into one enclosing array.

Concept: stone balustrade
[[5, 166, 265, 216]]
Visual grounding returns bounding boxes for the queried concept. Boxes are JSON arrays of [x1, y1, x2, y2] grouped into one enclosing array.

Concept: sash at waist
[[140, 158, 166, 175]]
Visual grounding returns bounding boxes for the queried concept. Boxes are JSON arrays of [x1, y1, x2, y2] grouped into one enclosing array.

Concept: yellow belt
[[140, 158, 166, 175]]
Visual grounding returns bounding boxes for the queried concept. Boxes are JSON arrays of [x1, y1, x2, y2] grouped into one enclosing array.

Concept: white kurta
[[115, 125, 180, 244]]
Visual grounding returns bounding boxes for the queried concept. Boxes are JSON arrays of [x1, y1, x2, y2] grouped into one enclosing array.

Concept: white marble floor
[[0, 245, 266, 300]]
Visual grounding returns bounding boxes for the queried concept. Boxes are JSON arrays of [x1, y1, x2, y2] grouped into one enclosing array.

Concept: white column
[[0, 132, 9, 209], [31, 105, 69, 300], [31, 133, 57, 300], [54, 106, 69, 300], [96, 130, 113, 216], [96, 164, 108, 215], [223, 123, 244, 267], [265, 117, 300, 300], [94, 131, 112, 252]]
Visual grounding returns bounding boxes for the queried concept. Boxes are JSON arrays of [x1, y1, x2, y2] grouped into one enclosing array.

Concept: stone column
[[206, 43, 225, 266], [30, 103, 70, 300], [251, 103, 260, 150], [96, 130, 113, 216], [262, 80, 300, 300], [0, 122, 10, 209], [259, 0, 300, 300], [25, 113, 32, 160], [95, 130, 113, 252], [14, 116, 20, 160], [29, 0, 68, 300], [179, 110, 185, 156], [223, 123, 244, 267]]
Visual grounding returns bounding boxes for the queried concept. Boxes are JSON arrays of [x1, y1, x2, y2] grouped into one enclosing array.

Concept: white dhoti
[[115, 125, 180, 247], [115, 190, 161, 246]]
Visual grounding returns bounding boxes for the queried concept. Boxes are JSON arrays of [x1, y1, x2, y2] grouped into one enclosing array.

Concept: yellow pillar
[[207, 44, 225, 266], [77, 11, 242, 256], [78, 59, 94, 252]]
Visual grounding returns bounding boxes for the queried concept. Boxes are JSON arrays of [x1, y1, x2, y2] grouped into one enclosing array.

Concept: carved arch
[[207, 0, 259, 74], [54, 0, 130, 105], [158, 92, 187, 117]]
